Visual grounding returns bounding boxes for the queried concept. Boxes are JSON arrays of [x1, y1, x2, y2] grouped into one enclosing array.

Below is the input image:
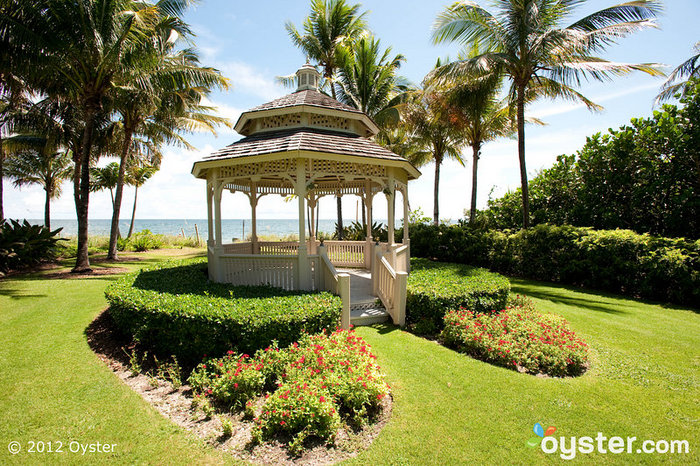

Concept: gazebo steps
[[350, 304, 389, 326]]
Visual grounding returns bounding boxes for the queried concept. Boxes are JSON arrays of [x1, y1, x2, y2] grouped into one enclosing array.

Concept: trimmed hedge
[[406, 258, 511, 333], [409, 223, 700, 306], [105, 258, 341, 361]]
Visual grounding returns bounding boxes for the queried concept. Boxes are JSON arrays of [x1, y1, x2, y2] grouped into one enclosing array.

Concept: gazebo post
[[402, 186, 409, 244], [206, 181, 213, 245], [295, 160, 311, 290], [386, 173, 395, 246], [364, 179, 373, 269], [250, 183, 258, 254], [212, 178, 224, 281]]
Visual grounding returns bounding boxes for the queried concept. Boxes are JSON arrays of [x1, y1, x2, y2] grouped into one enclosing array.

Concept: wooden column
[[402, 185, 409, 244], [214, 180, 223, 247], [295, 159, 310, 290], [206, 180, 213, 244], [364, 179, 374, 270], [386, 173, 395, 246], [250, 183, 258, 253]]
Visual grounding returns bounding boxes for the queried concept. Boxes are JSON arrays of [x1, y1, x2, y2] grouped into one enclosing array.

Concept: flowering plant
[[441, 297, 588, 377]]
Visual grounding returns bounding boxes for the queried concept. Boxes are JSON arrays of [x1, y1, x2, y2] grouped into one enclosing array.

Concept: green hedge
[[406, 258, 511, 333], [409, 223, 700, 306], [105, 258, 342, 361]]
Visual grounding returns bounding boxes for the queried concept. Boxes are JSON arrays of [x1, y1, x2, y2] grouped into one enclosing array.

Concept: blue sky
[[5, 0, 699, 222]]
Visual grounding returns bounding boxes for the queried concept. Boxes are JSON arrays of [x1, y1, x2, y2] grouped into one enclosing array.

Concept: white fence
[[219, 254, 297, 290]]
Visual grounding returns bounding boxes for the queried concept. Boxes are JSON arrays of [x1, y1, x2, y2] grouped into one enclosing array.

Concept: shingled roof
[[246, 89, 364, 115], [205, 127, 400, 162]]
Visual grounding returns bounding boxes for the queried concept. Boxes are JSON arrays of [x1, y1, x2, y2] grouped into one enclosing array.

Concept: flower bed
[[406, 258, 511, 334], [105, 258, 341, 361], [441, 297, 588, 377], [188, 329, 390, 454]]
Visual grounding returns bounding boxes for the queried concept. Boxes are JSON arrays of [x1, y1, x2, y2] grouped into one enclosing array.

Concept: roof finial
[[296, 63, 320, 92]]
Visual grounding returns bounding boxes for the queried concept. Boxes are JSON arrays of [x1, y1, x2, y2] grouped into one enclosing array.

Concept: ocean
[[29, 218, 386, 241]]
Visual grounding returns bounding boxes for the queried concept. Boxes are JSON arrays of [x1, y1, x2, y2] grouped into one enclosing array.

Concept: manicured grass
[[1, 253, 698, 464], [351, 279, 699, 464]]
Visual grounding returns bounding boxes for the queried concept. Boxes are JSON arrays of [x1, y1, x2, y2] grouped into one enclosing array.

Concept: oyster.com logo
[[527, 422, 556, 448]]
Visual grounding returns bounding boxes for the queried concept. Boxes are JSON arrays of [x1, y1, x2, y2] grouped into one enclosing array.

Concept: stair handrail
[[372, 244, 407, 327], [318, 243, 350, 329]]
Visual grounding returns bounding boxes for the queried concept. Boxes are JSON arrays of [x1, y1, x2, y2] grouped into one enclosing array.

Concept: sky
[[4, 0, 699, 222]]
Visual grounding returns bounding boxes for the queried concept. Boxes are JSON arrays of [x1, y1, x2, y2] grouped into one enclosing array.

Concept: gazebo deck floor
[[337, 268, 389, 326]]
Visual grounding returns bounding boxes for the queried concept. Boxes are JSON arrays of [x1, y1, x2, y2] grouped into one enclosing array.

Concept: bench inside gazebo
[[191, 64, 420, 328]]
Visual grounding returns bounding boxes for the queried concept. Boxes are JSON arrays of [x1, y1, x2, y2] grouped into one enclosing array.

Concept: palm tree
[[402, 80, 465, 226], [445, 73, 516, 222], [336, 35, 406, 121], [4, 147, 72, 230], [90, 162, 120, 208], [126, 163, 157, 238], [287, 0, 368, 239], [0, 0, 195, 272], [658, 41, 700, 102], [104, 16, 229, 261], [286, 0, 368, 99], [432, 0, 663, 228]]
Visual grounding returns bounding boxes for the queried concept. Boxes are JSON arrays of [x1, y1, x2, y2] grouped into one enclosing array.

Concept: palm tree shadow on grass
[[510, 278, 699, 315]]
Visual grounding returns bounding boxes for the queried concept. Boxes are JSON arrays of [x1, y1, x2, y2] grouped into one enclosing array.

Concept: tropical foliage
[[0, 219, 65, 273], [483, 82, 700, 239], [432, 0, 663, 228], [658, 41, 700, 102]]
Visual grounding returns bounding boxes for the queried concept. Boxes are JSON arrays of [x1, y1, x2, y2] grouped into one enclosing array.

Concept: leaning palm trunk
[[73, 105, 98, 273], [107, 130, 133, 260], [127, 185, 139, 238], [470, 143, 480, 222], [516, 85, 530, 229], [44, 183, 51, 230], [336, 196, 343, 240]]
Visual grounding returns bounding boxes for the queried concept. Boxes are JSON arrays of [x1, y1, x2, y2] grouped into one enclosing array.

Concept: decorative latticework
[[310, 160, 385, 178], [258, 113, 303, 130], [308, 114, 351, 131]]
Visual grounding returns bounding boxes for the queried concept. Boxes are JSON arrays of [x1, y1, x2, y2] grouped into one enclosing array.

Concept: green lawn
[[1, 253, 698, 464]]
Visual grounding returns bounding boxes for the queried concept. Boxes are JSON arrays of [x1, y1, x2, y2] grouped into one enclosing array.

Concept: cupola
[[295, 62, 320, 91]]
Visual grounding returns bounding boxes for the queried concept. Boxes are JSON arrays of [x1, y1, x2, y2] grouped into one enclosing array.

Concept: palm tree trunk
[[516, 83, 530, 229], [433, 157, 441, 226], [44, 184, 51, 230], [72, 104, 98, 273], [470, 143, 480, 222], [108, 130, 132, 260], [128, 185, 138, 238], [336, 195, 343, 240]]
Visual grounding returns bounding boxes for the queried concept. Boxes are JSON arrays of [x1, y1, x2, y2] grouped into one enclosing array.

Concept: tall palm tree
[[4, 147, 72, 230], [336, 35, 406, 121], [90, 162, 120, 208], [658, 41, 700, 102], [287, 0, 368, 239], [445, 73, 516, 222], [126, 162, 157, 238], [286, 0, 368, 99], [403, 80, 465, 226], [104, 16, 229, 261], [0, 0, 195, 272], [432, 0, 663, 228]]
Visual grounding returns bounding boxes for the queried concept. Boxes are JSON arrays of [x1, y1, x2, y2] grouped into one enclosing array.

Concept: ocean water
[[29, 218, 386, 241]]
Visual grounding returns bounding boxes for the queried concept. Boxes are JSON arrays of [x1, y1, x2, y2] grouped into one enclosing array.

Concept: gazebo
[[191, 64, 420, 328]]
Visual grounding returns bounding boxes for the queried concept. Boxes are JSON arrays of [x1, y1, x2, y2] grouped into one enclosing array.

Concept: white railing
[[318, 245, 351, 329], [219, 254, 297, 290], [258, 241, 299, 256], [321, 240, 365, 267], [372, 244, 407, 326], [395, 243, 410, 273], [223, 242, 253, 254]]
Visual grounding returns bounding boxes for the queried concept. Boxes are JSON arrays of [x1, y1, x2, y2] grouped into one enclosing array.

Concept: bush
[[105, 258, 341, 361], [409, 223, 700, 306], [441, 297, 588, 377], [127, 229, 165, 251], [188, 329, 390, 454], [0, 219, 65, 273], [406, 258, 511, 333]]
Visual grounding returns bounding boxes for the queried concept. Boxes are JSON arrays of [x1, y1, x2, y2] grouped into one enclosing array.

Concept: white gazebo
[[192, 64, 420, 327]]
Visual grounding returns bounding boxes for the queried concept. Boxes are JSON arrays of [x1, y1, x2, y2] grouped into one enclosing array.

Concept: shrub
[[189, 351, 265, 409], [409, 223, 700, 306], [0, 219, 66, 272], [406, 258, 511, 333], [128, 229, 165, 251], [441, 298, 588, 377], [189, 329, 390, 453], [105, 258, 342, 361]]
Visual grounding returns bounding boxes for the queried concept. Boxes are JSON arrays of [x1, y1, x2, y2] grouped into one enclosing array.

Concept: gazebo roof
[[192, 64, 420, 183]]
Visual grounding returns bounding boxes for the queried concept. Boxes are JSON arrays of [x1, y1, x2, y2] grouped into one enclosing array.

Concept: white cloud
[[219, 61, 287, 101]]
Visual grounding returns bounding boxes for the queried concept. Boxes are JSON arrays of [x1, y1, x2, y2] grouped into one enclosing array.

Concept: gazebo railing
[[372, 244, 407, 326], [317, 245, 351, 329], [319, 240, 365, 267], [258, 241, 300, 256], [220, 240, 368, 268], [219, 253, 298, 290]]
